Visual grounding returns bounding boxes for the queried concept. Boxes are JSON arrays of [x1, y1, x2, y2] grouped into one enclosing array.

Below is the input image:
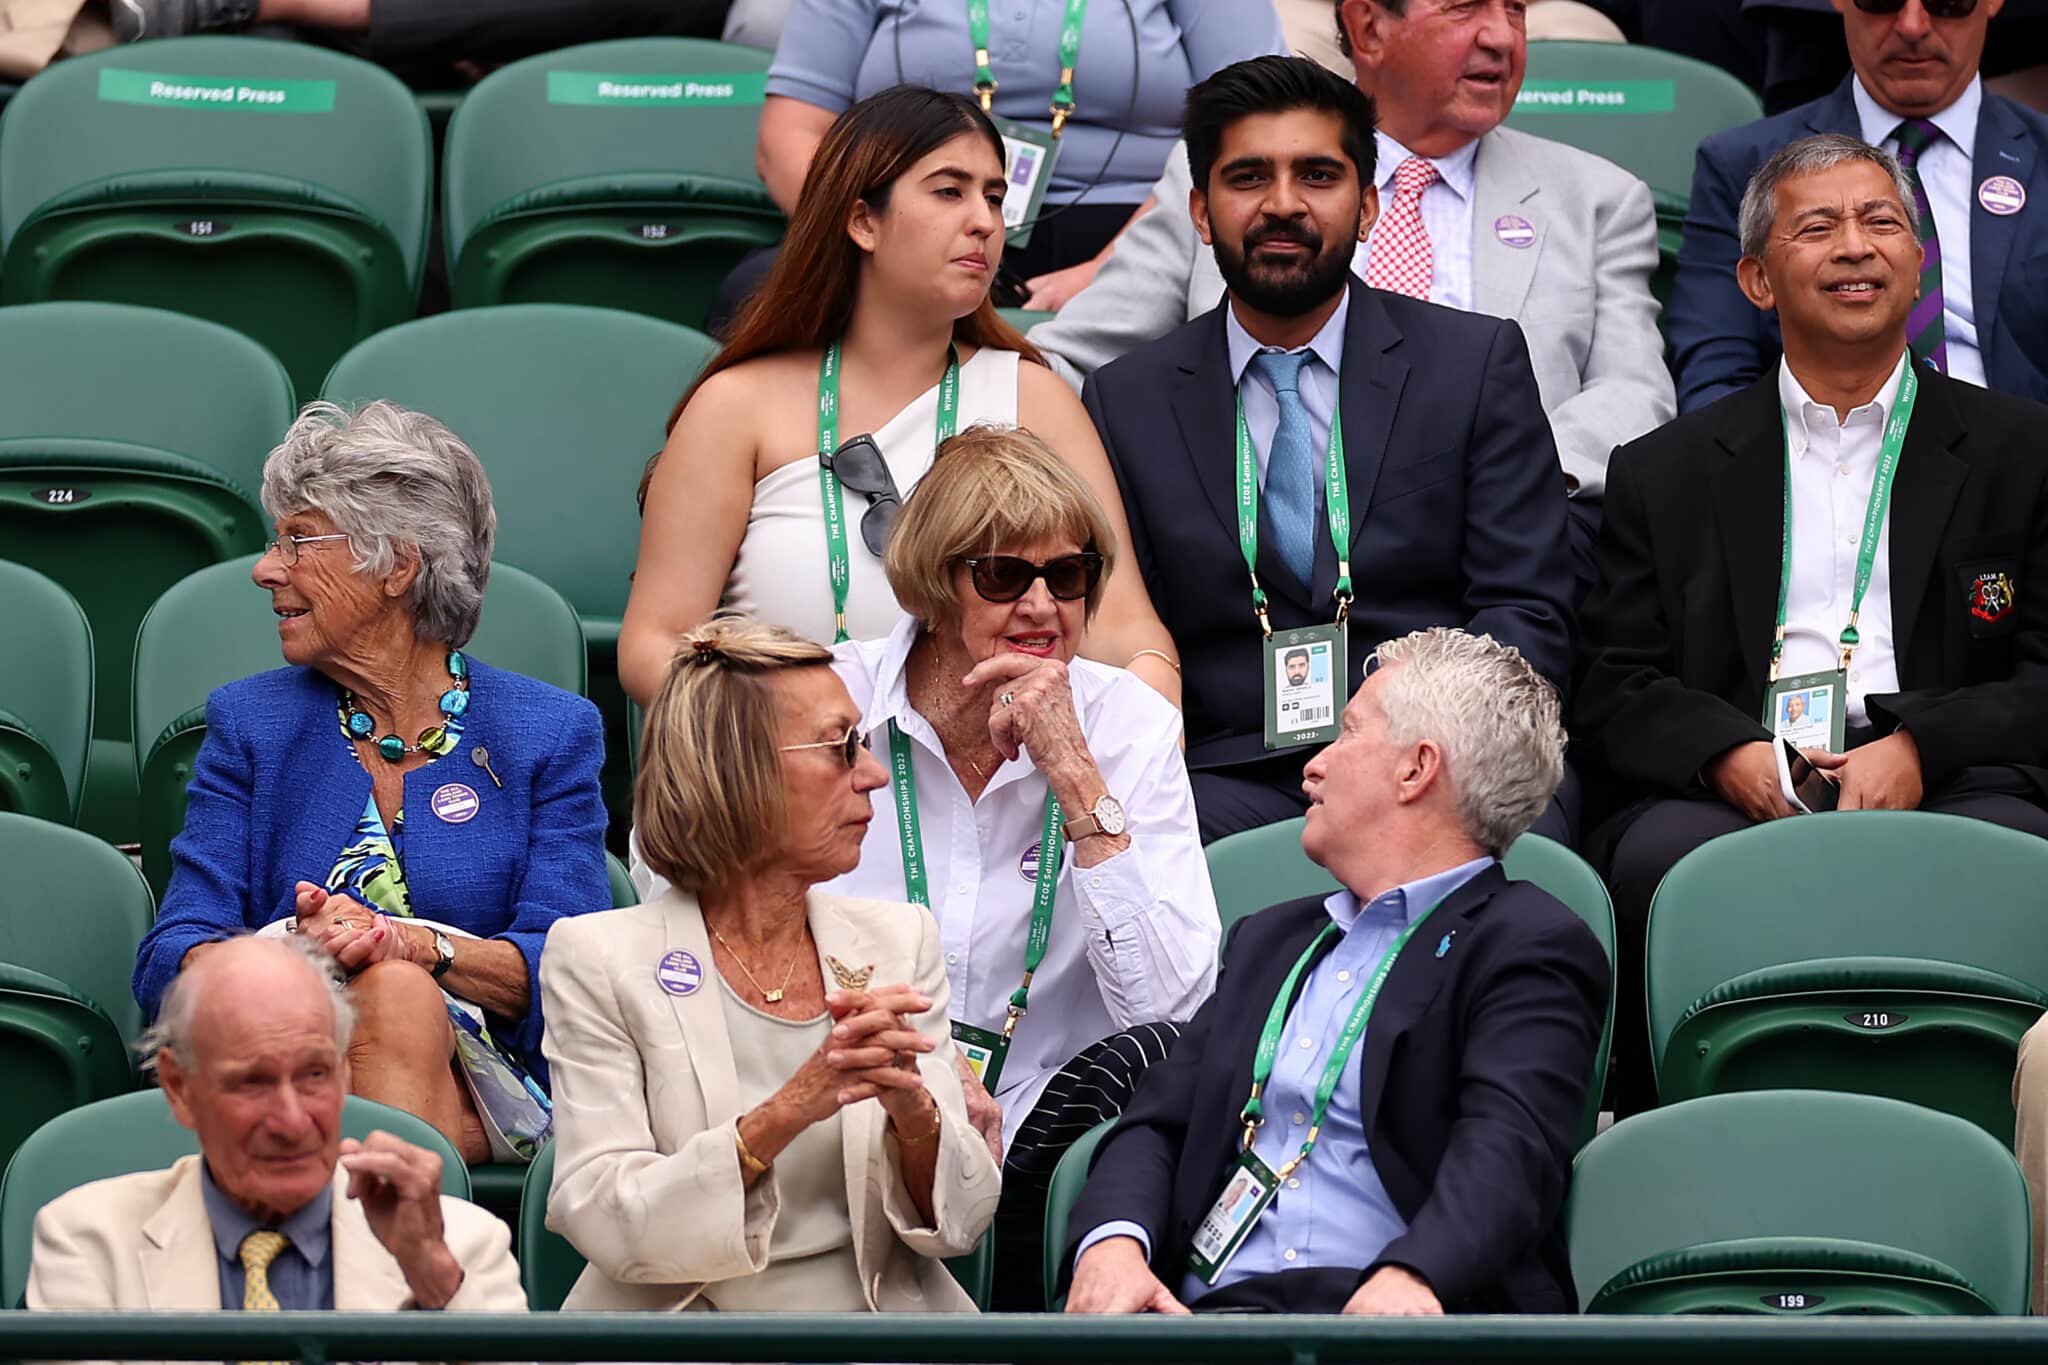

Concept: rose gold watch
[[1062, 793, 1127, 841]]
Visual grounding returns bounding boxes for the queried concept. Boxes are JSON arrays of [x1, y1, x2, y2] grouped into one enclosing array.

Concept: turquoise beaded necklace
[[337, 650, 470, 763]]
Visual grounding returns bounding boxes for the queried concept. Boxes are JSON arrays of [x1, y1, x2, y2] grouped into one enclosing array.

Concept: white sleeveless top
[[720, 346, 1021, 646]]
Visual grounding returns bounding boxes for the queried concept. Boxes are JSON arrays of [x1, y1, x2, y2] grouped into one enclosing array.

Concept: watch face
[[1095, 795, 1128, 836]]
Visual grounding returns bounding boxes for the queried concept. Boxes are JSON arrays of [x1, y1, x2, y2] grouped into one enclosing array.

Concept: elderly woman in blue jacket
[[133, 400, 609, 1166]]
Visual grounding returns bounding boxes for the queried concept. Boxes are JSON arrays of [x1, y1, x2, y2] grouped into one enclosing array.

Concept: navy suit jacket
[[1669, 77, 2048, 413], [133, 657, 609, 1083], [1063, 865, 1608, 1311], [1082, 278, 1577, 773]]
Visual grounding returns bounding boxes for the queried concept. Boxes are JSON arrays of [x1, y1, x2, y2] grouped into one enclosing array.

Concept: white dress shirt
[[1225, 288, 1349, 491], [827, 618, 1220, 1146], [1356, 130, 1480, 310], [1776, 353, 1908, 726], [1853, 74, 1985, 389]]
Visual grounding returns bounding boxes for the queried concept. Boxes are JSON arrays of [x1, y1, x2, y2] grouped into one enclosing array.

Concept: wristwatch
[[1062, 793, 1128, 842], [428, 930, 456, 980]]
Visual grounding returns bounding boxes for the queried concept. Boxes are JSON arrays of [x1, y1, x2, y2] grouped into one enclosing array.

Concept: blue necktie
[[1250, 349, 1317, 588]]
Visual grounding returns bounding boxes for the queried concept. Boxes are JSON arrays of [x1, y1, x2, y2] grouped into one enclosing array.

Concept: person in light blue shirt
[[1063, 627, 1608, 1315]]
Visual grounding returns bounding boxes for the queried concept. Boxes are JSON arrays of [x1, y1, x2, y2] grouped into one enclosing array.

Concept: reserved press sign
[[1514, 80, 1677, 114], [97, 68, 337, 112], [545, 72, 768, 107]]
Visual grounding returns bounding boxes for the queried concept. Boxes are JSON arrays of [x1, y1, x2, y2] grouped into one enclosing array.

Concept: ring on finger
[[1000, 691, 1016, 707]]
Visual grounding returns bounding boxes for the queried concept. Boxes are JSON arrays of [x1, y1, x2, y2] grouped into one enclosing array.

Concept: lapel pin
[[471, 745, 503, 789], [1436, 930, 1456, 959], [827, 955, 874, 990]]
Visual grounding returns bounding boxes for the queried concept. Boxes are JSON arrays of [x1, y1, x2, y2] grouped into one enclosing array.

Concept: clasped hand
[[1706, 732, 1923, 822], [780, 984, 938, 1129], [293, 882, 417, 974]]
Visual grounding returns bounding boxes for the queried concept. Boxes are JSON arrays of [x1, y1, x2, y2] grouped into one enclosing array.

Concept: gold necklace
[[710, 926, 806, 1004]]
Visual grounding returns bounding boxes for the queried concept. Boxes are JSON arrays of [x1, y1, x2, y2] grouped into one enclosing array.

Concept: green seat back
[[132, 555, 587, 901], [1504, 40, 1764, 207], [1205, 820, 1616, 1144], [322, 305, 717, 641], [1040, 1117, 1117, 1309], [0, 561, 93, 821], [604, 850, 636, 908], [1646, 812, 2048, 1141], [0, 37, 430, 394], [444, 38, 781, 329], [1, 1089, 469, 1308], [1568, 1090, 2031, 1315], [997, 307, 1055, 334], [0, 964, 136, 1222], [518, 1141, 582, 1310], [0, 811, 155, 1048], [0, 302, 291, 841]]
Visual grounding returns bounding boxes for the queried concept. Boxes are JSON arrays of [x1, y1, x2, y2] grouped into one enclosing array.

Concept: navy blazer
[[1669, 77, 2048, 413], [1082, 278, 1577, 773], [133, 657, 609, 1084], [1064, 865, 1608, 1312]]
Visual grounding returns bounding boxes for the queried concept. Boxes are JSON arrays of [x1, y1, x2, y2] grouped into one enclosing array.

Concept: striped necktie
[[1891, 118, 1947, 372]]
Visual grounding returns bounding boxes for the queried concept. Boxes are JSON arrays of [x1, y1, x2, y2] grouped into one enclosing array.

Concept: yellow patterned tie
[[238, 1229, 288, 1311]]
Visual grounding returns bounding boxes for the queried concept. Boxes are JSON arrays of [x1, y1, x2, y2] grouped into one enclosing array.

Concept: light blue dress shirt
[[1077, 856, 1494, 1302], [1224, 289, 1349, 493], [765, 0, 1285, 205], [199, 1161, 335, 1311]]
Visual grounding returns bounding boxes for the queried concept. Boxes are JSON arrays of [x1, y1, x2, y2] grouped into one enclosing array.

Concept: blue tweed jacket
[[132, 657, 609, 1086]]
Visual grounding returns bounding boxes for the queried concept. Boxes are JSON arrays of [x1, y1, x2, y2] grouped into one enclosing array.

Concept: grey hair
[[1738, 133, 1922, 260], [141, 934, 356, 1073], [261, 400, 497, 646], [1368, 627, 1565, 857]]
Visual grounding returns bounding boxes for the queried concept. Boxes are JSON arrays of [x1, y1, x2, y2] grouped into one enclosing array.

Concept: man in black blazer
[[1082, 55, 1576, 845], [1063, 627, 1607, 1316], [1578, 134, 2048, 1102]]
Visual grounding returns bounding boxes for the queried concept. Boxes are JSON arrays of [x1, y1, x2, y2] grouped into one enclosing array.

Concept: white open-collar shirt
[[1776, 352, 1909, 726], [828, 617, 1220, 1146]]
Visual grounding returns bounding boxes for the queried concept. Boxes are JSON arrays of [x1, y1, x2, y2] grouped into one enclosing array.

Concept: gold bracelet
[[734, 1124, 772, 1176], [1127, 648, 1182, 676], [890, 1105, 942, 1145]]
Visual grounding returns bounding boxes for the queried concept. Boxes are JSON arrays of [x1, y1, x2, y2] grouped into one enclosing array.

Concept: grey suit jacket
[[1030, 123, 1674, 500]]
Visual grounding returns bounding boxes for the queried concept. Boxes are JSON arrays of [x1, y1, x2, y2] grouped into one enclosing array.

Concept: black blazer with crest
[[1082, 278, 1577, 773], [1063, 865, 1608, 1312], [1573, 364, 2048, 802]]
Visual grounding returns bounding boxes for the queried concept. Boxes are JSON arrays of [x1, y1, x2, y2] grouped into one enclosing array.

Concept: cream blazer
[[539, 889, 1001, 1313], [26, 1154, 526, 1354]]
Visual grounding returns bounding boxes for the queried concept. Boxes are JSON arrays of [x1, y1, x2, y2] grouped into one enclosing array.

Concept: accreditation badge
[[992, 117, 1060, 249], [1764, 669, 1847, 754], [1186, 1149, 1280, 1285], [951, 1020, 1010, 1094], [1264, 623, 1344, 751]]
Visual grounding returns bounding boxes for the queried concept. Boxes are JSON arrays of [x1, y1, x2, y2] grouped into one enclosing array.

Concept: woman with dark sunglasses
[[620, 85, 1181, 714]]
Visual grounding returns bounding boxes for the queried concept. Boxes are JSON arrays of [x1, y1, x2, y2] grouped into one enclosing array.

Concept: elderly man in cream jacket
[[28, 936, 523, 1325]]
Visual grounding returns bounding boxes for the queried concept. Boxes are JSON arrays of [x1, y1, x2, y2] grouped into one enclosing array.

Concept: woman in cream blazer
[[540, 617, 999, 1313]]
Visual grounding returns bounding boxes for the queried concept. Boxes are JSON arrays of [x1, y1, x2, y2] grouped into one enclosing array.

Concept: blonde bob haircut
[[883, 423, 1119, 630], [633, 615, 834, 895]]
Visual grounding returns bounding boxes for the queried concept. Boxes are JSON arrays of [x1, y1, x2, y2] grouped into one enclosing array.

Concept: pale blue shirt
[[1225, 287, 1349, 492], [1077, 856, 1494, 1301], [1359, 131, 1480, 311], [199, 1161, 334, 1311]]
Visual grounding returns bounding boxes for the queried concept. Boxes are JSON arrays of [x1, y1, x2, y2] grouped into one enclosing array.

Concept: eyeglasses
[[779, 724, 867, 770], [962, 552, 1104, 603], [263, 532, 352, 565], [820, 435, 902, 557], [1851, 0, 1979, 15]]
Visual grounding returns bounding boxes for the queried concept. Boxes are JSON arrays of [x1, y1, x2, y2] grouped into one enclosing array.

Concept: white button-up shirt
[[1355, 130, 1480, 310], [1776, 353, 1908, 725], [827, 618, 1220, 1145], [1853, 74, 1984, 388]]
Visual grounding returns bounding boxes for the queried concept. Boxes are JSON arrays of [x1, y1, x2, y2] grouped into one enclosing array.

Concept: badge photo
[[1267, 628, 1341, 747], [1764, 670, 1846, 755]]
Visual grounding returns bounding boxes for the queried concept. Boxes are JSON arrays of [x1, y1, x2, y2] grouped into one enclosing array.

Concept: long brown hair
[[641, 85, 1045, 506]]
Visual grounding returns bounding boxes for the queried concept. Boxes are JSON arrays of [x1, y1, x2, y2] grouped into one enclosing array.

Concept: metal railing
[[5, 1312, 2048, 1363]]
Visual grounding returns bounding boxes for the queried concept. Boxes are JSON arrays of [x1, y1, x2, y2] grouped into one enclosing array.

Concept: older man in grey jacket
[[1032, 0, 1673, 586]]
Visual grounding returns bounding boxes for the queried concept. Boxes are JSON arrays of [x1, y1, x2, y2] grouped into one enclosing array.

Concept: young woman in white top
[[621, 84, 1181, 710]]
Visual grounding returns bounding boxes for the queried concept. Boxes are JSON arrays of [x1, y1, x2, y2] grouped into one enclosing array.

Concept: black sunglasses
[[1852, 0, 1979, 14], [820, 435, 901, 557], [962, 552, 1105, 603], [779, 724, 867, 770]]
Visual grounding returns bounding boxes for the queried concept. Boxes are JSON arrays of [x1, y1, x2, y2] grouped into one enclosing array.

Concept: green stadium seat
[[0, 37, 431, 396], [1040, 1116, 1116, 1309], [1568, 1090, 2031, 1314], [997, 307, 1056, 334], [133, 555, 587, 902], [444, 39, 782, 330], [1203, 820, 1615, 1144], [0, 561, 93, 824], [1647, 812, 2048, 1145], [0, 302, 292, 843], [1, 1089, 469, 1309]]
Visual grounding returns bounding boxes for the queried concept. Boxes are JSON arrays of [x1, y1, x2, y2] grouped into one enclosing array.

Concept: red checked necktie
[[1365, 156, 1440, 300]]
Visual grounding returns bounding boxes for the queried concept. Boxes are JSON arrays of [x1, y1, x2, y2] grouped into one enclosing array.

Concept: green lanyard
[[1239, 903, 1439, 1180], [1768, 363, 1918, 683], [967, 0, 1089, 134], [1233, 387, 1354, 637], [816, 340, 960, 644], [888, 721, 1063, 1037]]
